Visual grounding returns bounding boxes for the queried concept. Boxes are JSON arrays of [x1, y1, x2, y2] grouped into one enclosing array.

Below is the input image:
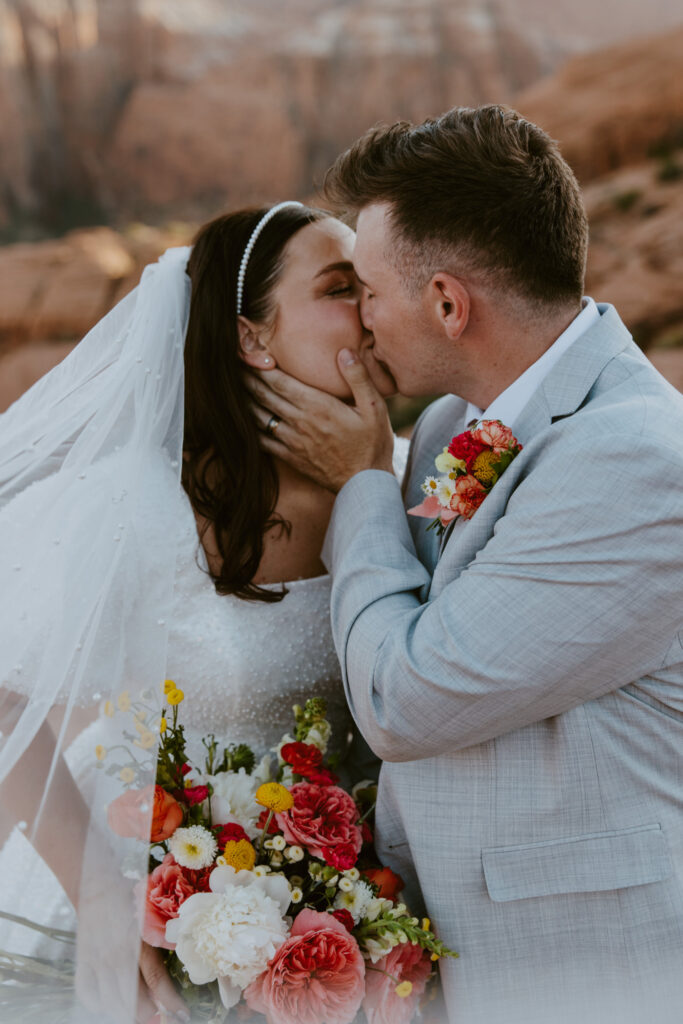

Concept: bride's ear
[[237, 316, 277, 369]]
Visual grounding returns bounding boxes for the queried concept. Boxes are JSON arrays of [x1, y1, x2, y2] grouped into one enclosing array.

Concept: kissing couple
[[1, 105, 681, 1024]]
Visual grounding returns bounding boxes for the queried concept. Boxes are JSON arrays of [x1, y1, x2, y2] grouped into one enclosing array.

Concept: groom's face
[[353, 203, 439, 397]]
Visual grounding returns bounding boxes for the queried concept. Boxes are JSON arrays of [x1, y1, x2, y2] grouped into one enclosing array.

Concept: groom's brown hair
[[323, 105, 587, 309]]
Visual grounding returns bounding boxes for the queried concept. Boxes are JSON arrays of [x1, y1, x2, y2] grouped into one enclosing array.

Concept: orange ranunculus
[[107, 784, 183, 842], [364, 865, 404, 901]]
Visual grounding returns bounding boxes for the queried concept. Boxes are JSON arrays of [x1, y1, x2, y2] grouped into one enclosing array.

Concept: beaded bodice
[[166, 488, 352, 761]]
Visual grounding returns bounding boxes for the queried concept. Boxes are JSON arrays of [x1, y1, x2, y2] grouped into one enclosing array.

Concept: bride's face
[[257, 218, 396, 399]]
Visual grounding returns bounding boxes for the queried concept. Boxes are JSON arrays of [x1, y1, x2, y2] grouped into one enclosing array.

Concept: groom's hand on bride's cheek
[[247, 351, 395, 492]]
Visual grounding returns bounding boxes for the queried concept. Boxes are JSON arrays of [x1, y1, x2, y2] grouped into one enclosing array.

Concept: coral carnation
[[470, 419, 515, 453], [245, 909, 365, 1024], [449, 474, 487, 520]]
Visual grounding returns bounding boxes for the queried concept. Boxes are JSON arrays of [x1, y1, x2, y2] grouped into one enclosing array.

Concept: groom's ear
[[429, 273, 470, 341], [237, 316, 277, 369]]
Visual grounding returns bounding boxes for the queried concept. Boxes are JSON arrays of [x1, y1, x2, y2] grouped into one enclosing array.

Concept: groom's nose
[[360, 290, 373, 330]]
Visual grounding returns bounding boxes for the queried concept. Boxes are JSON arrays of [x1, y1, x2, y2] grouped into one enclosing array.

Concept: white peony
[[203, 768, 261, 838], [165, 865, 291, 1009]]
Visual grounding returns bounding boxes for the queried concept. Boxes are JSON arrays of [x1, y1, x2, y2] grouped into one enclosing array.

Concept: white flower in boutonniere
[[408, 419, 523, 536]]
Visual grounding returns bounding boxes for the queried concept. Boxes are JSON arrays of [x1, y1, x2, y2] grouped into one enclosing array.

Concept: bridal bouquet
[[106, 685, 457, 1024]]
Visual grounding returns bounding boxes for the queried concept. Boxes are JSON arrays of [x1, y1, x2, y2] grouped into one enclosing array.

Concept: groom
[[251, 106, 683, 1023]]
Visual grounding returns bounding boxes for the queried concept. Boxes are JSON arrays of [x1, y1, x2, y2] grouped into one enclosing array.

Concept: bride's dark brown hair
[[183, 204, 327, 602]]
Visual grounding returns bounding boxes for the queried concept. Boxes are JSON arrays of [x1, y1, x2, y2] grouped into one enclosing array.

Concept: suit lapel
[[427, 305, 634, 597]]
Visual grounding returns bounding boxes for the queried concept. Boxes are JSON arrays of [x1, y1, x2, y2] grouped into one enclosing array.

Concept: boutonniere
[[408, 419, 523, 536]]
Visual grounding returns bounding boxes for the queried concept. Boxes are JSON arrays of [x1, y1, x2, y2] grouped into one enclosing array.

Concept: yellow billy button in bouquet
[[219, 839, 257, 872], [255, 782, 294, 853]]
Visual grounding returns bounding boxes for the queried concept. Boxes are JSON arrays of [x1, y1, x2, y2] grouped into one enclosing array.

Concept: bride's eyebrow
[[314, 260, 355, 279]]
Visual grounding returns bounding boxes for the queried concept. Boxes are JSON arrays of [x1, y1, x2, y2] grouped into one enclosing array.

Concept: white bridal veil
[[0, 247, 191, 1022]]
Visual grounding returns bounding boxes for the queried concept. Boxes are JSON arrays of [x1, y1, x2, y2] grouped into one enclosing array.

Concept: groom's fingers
[[247, 375, 303, 423], [251, 366, 331, 415], [337, 349, 384, 418]]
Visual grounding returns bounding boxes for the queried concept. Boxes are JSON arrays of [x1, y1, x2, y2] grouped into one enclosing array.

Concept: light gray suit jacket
[[323, 306, 683, 1023]]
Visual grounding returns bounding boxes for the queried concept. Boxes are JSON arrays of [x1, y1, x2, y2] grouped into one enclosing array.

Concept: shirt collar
[[464, 297, 600, 428]]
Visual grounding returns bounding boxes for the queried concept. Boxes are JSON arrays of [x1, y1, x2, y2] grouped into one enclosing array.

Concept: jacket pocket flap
[[482, 823, 672, 903]]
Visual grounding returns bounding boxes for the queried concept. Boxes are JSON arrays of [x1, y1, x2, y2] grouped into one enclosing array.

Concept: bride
[[0, 202, 405, 1023]]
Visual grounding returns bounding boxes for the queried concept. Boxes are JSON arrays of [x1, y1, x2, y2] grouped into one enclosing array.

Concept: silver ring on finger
[[266, 414, 281, 437]]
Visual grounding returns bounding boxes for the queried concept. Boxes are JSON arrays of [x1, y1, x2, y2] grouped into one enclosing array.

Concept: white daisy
[[436, 477, 456, 508], [169, 825, 218, 870], [333, 879, 375, 923]]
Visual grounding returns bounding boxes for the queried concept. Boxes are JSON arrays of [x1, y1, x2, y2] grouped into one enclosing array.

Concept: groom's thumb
[[338, 349, 380, 412]]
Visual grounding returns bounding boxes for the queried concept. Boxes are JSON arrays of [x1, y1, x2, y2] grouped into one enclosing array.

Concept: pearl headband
[[236, 201, 304, 315]]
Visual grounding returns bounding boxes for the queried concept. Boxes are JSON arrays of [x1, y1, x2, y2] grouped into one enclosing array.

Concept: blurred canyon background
[[1, 0, 682, 414]]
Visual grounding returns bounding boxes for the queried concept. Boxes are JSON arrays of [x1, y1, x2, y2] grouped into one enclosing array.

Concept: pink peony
[[449, 474, 487, 520], [275, 783, 362, 866], [363, 942, 432, 1024], [107, 784, 183, 842], [470, 419, 516, 453], [245, 909, 365, 1024], [137, 853, 212, 949]]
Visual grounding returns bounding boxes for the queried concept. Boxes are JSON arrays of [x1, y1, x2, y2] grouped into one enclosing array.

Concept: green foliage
[[657, 158, 683, 183], [611, 189, 641, 213]]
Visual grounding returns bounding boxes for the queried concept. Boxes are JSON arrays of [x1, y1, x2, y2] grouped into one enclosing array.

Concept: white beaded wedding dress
[[0, 439, 409, 963]]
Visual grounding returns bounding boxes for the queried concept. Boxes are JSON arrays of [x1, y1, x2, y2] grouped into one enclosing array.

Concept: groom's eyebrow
[[314, 261, 356, 278]]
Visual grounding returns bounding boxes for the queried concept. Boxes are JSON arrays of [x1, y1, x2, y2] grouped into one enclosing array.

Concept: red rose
[[137, 853, 212, 948], [304, 767, 339, 786], [215, 822, 250, 848], [331, 908, 355, 933], [108, 784, 183, 843], [447, 432, 487, 471], [181, 784, 209, 806], [280, 741, 323, 777], [324, 841, 360, 871], [449, 474, 487, 520], [275, 783, 362, 866], [364, 865, 404, 901]]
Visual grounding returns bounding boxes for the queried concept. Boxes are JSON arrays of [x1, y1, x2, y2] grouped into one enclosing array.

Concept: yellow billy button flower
[[255, 782, 294, 813], [222, 839, 257, 872], [159, 716, 167, 734], [163, 679, 176, 695], [95, 745, 106, 761], [117, 690, 131, 712], [395, 981, 413, 998], [166, 688, 184, 706], [431, 953, 440, 962], [422, 917, 431, 931], [135, 729, 157, 749], [471, 449, 499, 487]]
